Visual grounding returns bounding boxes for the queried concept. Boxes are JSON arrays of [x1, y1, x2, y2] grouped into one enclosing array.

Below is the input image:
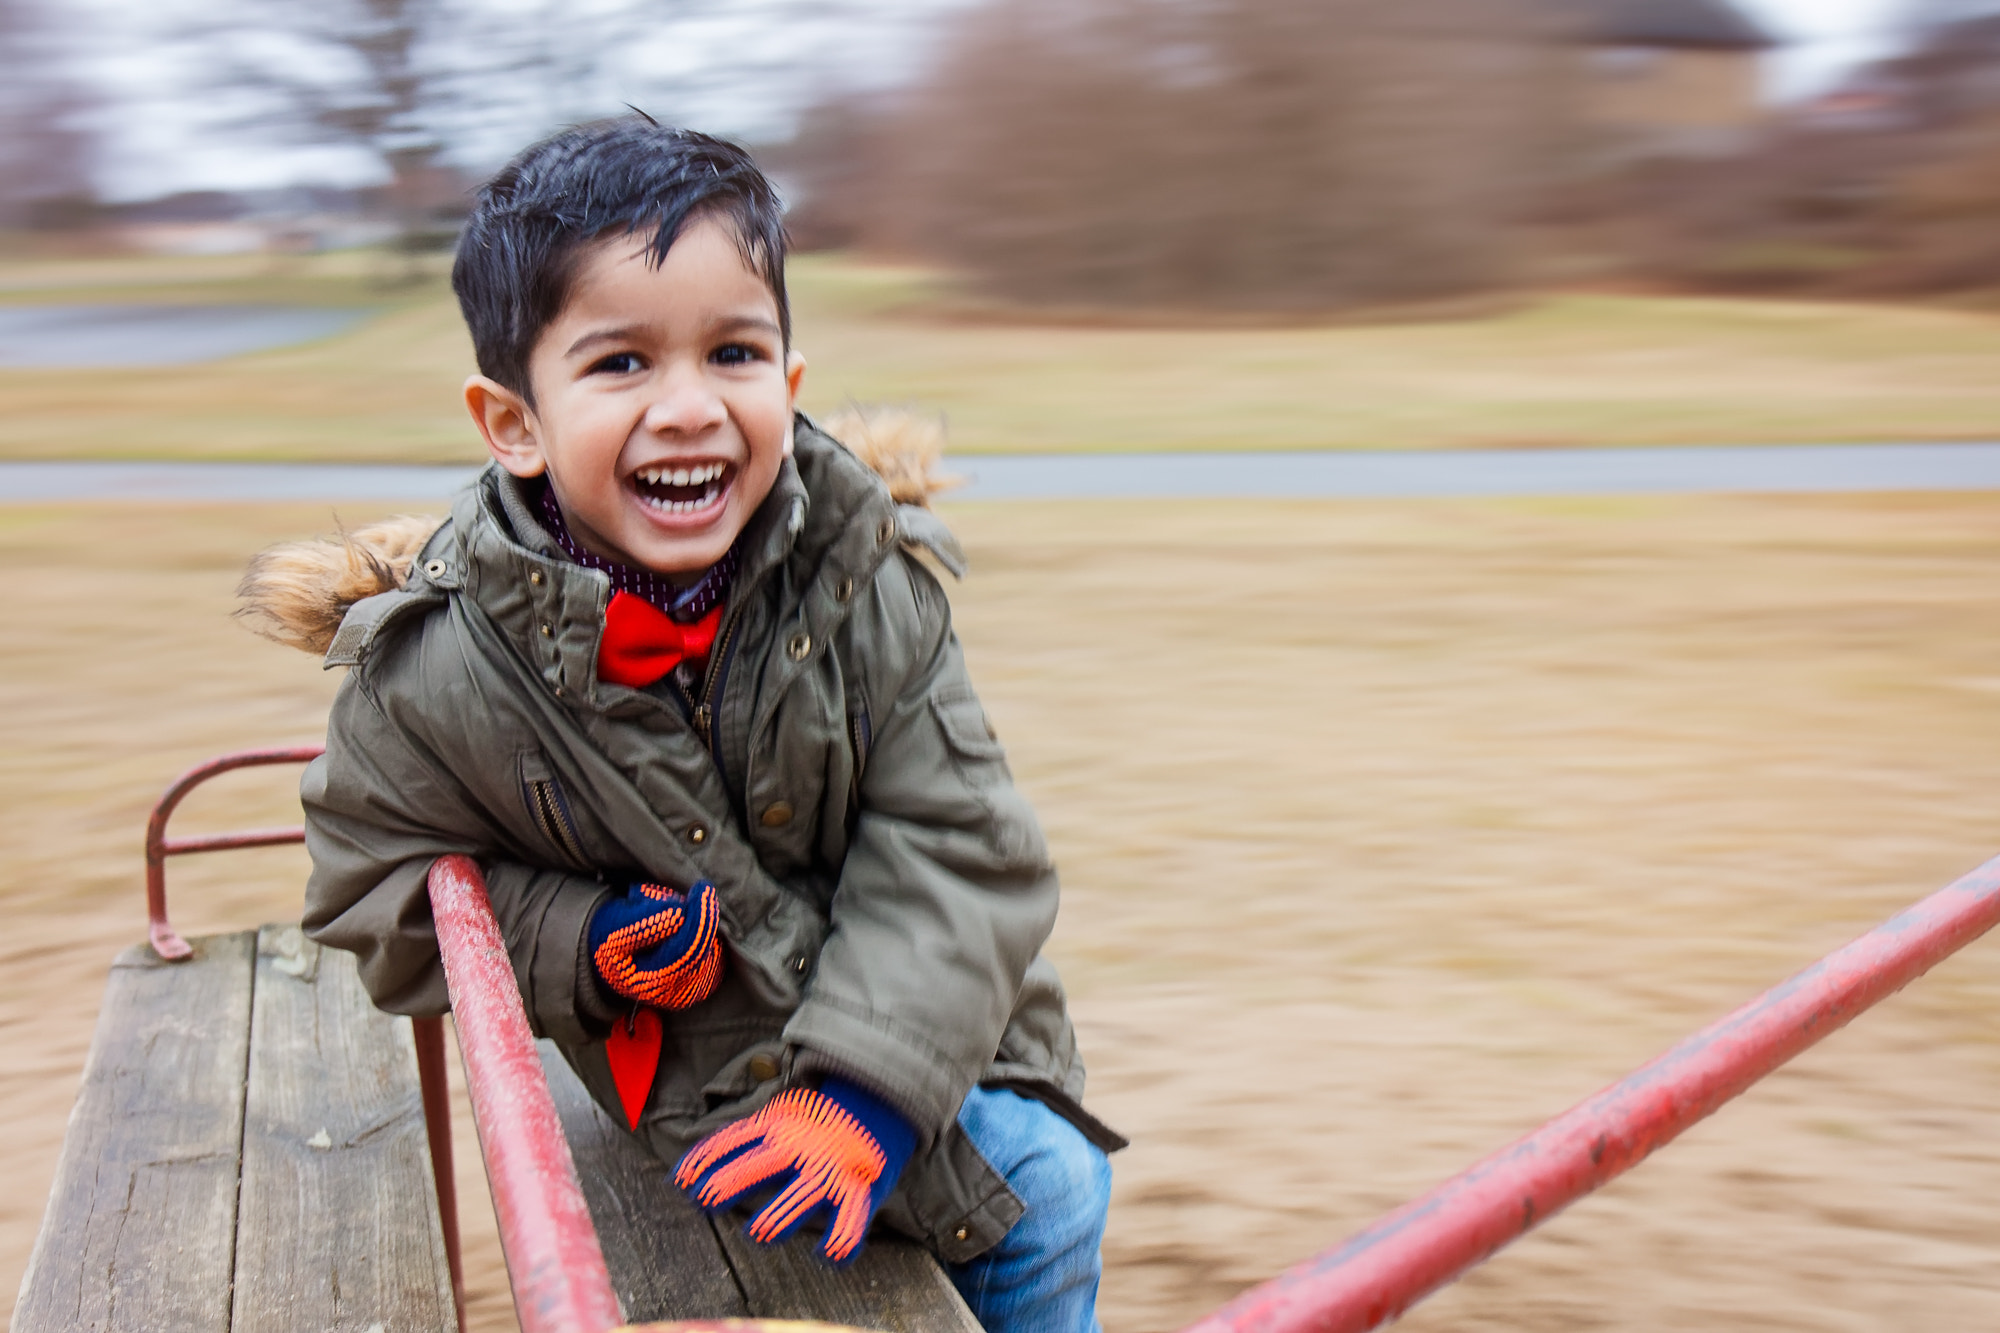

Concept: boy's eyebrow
[[565, 325, 647, 358], [564, 314, 782, 358], [711, 314, 782, 338], [712, 314, 780, 338]]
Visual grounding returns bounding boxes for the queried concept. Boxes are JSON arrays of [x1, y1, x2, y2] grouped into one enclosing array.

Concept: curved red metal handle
[[144, 745, 326, 960]]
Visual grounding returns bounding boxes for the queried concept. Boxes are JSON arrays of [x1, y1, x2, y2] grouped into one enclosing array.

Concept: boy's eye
[[588, 351, 644, 375], [711, 342, 762, 367]]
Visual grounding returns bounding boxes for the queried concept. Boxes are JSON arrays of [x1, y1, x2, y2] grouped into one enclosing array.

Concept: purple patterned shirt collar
[[536, 482, 735, 624]]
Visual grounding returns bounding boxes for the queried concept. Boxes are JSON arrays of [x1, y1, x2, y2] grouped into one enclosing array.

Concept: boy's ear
[[783, 351, 806, 458], [786, 349, 806, 405], [464, 374, 547, 477]]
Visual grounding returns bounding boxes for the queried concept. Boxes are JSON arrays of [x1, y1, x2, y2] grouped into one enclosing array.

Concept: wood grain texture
[[713, 1218, 982, 1333], [13, 931, 256, 1333], [230, 924, 456, 1333], [539, 1042, 749, 1323], [538, 1042, 980, 1332]]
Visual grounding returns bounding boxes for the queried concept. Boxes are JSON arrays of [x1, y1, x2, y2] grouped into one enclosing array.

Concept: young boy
[[260, 119, 1121, 1331]]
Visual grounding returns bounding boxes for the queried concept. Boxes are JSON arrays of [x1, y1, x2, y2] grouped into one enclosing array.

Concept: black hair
[[452, 118, 789, 403]]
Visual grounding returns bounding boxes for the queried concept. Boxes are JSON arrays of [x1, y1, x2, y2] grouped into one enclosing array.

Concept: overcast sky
[[1749, 0, 1912, 92], [69, 0, 1919, 201]]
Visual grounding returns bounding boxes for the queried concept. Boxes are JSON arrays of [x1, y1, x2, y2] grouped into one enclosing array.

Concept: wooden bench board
[[15, 929, 454, 1333], [232, 924, 456, 1333], [15, 931, 257, 1333], [542, 1044, 983, 1332], [21, 924, 977, 1333]]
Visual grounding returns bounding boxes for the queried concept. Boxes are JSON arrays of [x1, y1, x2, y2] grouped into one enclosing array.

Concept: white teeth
[[638, 483, 724, 515], [636, 463, 726, 488]]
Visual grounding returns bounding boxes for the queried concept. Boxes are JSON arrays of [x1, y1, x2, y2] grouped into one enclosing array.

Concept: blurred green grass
[[0, 248, 1996, 461]]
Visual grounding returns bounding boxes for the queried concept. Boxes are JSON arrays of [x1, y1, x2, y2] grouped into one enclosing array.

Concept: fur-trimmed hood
[[237, 406, 955, 657]]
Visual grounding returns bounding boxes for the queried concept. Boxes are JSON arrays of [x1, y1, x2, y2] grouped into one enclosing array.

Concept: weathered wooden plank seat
[[23, 749, 980, 1333], [542, 1043, 980, 1332], [18, 921, 980, 1332], [15, 925, 456, 1333]]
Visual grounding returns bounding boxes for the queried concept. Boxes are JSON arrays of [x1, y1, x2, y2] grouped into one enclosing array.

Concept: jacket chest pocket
[[518, 750, 592, 870], [931, 688, 1010, 783]]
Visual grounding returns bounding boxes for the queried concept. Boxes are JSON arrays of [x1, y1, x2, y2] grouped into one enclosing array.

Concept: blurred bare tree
[[0, 0, 97, 229], [1584, 0, 2000, 296], [1877, 0, 2000, 288], [285, 0, 450, 245], [785, 0, 1578, 311], [178, 0, 484, 250]]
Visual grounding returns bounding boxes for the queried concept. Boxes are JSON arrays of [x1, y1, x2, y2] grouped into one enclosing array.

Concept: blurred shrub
[[786, 0, 1578, 312], [1551, 8, 2000, 300]]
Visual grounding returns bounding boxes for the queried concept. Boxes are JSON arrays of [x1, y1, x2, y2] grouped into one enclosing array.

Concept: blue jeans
[[943, 1086, 1113, 1333]]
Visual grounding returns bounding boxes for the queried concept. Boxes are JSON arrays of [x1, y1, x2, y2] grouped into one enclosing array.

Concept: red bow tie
[[598, 591, 723, 687]]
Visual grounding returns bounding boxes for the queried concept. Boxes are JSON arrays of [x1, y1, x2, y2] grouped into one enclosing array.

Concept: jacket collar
[[447, 416, 900, 710]]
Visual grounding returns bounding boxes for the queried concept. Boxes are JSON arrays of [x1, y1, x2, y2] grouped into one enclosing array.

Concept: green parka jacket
[[295, 419, 1120, 1261]]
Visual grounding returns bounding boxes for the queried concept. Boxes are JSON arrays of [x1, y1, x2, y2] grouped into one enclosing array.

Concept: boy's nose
[[642, 366, 727, 437]]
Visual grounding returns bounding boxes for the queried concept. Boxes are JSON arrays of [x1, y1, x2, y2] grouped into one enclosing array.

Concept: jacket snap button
[[529, 569, 544, 586], [424, 559, 446, 579], [747, 1054, 779, 1082], [788, 632, 811, 661], [953, 1226, 969, 1242], [835, 576, 854, 603], [687, 825, 707, 845], [761, 801, 794, 828], [792, 955, 808, 973], [876, 518, 895, 545], [540, 623, 553, 637]]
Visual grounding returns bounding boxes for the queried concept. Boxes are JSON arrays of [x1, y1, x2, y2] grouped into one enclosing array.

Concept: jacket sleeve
[[302, 664, 617, 1045], [784, 553, 1059, 1142]]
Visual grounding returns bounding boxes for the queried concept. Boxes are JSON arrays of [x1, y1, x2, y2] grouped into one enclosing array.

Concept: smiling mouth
[[632, 461, 732, 515]]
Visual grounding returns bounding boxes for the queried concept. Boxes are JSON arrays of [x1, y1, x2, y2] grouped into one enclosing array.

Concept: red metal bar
[[143, 744, 325, 960], [428, 854, 623, 1333], [414, 1014, 469, 1333], [1180, 853, 2000, 1333], [161, 828, 316, 856]]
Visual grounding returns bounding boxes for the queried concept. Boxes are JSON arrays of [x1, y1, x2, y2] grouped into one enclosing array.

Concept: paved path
[[4, 442, 2000, 504], [0, 305, 371, 367], [950, 442, 2000, 499], [0, 461, 477, 502]]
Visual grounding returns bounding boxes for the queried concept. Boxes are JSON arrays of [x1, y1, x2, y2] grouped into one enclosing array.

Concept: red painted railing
[[1178, 853, 2000, 1333], [427, 854, 625, 1333], [143, 744, 326, 960]]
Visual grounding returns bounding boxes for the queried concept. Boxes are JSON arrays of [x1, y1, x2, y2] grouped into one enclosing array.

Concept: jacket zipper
[[849, 708, 870, 781], [683, 603, 744, 770], [528, 778, 588, 864]]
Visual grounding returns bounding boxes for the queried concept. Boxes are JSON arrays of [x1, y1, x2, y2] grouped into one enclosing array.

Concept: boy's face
[[466, 216, 805, 576]]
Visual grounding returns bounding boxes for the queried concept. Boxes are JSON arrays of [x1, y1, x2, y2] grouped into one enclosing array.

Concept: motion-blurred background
[[5, 3, 2000, 1332], [4, 0, 1999, 307]]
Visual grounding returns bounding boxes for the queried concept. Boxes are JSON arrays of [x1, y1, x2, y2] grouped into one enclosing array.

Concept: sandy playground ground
[[4, 493, 2000, 1332]]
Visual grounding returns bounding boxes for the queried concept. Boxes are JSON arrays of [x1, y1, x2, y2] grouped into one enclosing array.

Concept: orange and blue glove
[[587, 879, 724, 1011], [675, 1076, 917, 1265]]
